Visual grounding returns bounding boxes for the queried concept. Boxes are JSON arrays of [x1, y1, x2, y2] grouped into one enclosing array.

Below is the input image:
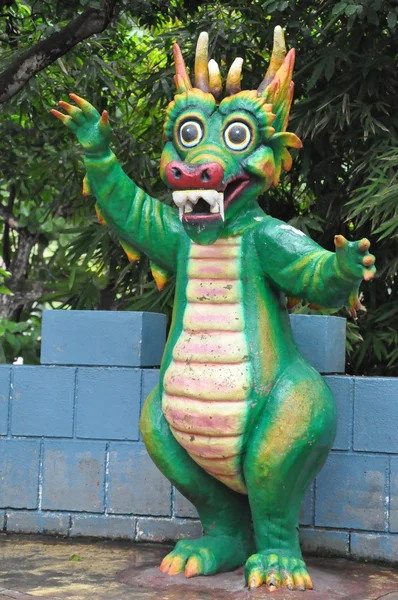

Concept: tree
[[0, 0, 397, 375]]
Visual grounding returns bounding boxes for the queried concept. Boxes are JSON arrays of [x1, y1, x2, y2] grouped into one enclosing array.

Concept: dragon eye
[[224, 122, 252, 151], [179, 120, 203, 148]]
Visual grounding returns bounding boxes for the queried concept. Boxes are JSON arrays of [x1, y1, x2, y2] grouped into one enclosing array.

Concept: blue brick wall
[[0, 311, 396, 566]]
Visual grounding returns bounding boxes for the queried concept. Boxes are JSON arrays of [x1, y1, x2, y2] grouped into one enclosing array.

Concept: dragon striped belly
[[163, 236, 251, 494]]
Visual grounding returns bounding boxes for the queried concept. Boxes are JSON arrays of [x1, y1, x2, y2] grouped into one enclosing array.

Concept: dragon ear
[[195, 32, 210, 92], [173, 43, 192, 94]]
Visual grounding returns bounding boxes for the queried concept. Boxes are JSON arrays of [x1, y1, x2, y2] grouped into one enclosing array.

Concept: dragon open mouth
[[172, 176, 250, 222]]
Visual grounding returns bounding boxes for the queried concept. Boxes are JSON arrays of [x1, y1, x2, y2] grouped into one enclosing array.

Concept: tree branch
[[0, 0, 118, 103], [0, 204, 18, 229]]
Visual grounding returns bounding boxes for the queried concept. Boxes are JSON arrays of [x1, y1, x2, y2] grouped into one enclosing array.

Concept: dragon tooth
[[219, 192, 225, 221], [179, 206, 184, 221], [172, 191, 188, 207], [210, 203, 220, 214], [184, 201, 193, 213], [201, 190, 218, 207], [187, 190, 200, 204]]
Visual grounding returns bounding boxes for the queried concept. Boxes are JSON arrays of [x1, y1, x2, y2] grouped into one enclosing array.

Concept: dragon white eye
[[224, 121, 252, 151], [179, 120, 203, 148]]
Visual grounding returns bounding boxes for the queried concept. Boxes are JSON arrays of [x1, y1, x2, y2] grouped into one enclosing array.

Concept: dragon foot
[[245, 551, 313, 592], [160, 535, 252, 578]]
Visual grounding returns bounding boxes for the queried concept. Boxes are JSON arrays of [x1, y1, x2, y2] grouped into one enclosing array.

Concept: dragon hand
[[51, 94, 111, 155], [334, 235, 376, 283]]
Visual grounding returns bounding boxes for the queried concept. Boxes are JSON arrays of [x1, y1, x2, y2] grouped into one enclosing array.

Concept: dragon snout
[[165, 161, 224, 190]]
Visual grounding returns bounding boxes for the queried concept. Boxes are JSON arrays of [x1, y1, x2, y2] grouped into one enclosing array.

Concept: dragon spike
[[261, 47, 295, 100], [150, 261, 170, 291], [82, 174, 91, 197], [208, 59, 222, 101], [226, 57, 244, 96], [173, 43, 192, 93], [259, 48, 296, 132], [120, 241, 141, 264], [194, 32, 210, 92], [258, 26, 287, 93]]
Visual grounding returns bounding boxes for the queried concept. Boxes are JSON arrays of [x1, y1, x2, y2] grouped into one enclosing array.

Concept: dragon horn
[[208, 59, 222, 101], [226, 57, 243, 96], [258, 25, 287, 94], [195, 32, 210, 92], [173, 43, 192, 93]]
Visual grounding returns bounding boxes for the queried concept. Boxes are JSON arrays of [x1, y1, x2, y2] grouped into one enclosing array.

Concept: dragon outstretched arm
[[52, 95, 181, 274], [256, 218, 375, 311]]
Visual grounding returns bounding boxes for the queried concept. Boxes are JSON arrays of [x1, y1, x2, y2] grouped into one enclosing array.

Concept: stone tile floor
[[0, 534, 396, 599]]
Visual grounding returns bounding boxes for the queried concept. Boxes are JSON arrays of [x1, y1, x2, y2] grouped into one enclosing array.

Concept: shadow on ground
[[0, 534, 396, 599]]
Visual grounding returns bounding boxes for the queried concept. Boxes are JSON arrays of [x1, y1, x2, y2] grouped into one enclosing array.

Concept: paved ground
[[0, 535, 396, 599]]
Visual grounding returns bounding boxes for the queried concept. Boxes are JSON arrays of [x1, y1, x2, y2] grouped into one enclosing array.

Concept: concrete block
[[174, 490, 198, 519], [324, 376, 353, 451], [140, 370, 160, 440], [299, 528, 349, 556], [389, 457, 398, 532], [354, 377, 398, 453], [300, 484, 314, 526], [71, 514, 136, 539], [136, 518, 202, 542], [107, 443, 171, 516], [0, 440, 40, 509], [76, 368, 140, 440], [315, 453, 387, 531], [141, 370, 160, 405], [0, 366, 10, 435], [41, 310, 166, 367], [289, 315, 346, 374], [42, 441, 105, 512], [6, 511, 69, 535], [351, 532, 398, 563], [12, 366, 75, 437]]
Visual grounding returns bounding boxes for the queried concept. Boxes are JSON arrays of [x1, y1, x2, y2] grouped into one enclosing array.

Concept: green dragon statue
[[52, 27, 375, 592]]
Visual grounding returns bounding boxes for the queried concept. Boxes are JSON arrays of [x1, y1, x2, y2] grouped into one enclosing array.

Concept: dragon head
[[160, 27, 302, 245]]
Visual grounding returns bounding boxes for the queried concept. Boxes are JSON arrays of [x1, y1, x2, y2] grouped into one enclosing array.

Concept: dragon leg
[[140, 385, 254, 578], [243, 357, 337, 591]]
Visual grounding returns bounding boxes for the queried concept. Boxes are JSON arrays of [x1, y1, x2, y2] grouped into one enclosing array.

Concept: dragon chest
[[162, 236, 252, 494]]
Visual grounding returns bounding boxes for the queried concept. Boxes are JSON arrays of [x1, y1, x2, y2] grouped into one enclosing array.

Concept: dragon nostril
[[200, 169, 211, 183], [172, 167, 182, 180]]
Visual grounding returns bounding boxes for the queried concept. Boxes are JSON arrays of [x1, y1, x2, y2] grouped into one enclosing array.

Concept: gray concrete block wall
[[0, 310, 396, 566]]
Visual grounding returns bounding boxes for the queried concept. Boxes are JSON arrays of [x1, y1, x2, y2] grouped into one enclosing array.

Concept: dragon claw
[[334, 234, 347, 248], [185, 556, 202, 578], [69, 93, 98, 119], [58, 101, 82, 119], [50, 109, 71, 125], [100, 110, 109, 125], [359, 238, 370, 252], [248, 571, 263, 589], [363, 268, 375, 281], [363, 254, 375, 267]]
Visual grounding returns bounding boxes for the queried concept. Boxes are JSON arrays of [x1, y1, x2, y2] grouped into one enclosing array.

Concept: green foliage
[[0, 0, 397, 374], [0, 267, 12, 296], [0, 316, 41, 364]]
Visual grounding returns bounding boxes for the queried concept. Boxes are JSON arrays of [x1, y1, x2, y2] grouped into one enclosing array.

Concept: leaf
[[0, 286, 13, 296], [332, 2, 347, 16], [387, 11, 397, 31]]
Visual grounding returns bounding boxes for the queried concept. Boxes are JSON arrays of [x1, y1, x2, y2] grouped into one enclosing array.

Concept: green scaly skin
[[52, 43, 375, 593]]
